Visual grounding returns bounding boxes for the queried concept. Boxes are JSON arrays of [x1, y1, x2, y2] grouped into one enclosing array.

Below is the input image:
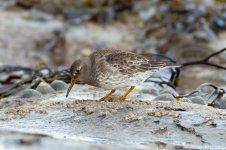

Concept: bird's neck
[[80, 58, 93, 84]]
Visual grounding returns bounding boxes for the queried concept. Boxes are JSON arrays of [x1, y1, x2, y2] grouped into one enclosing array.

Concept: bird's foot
[[100, 96, 119, 102], [99, 89, 116, 102], [119, 96, 126, 102], [100, 97, 107, 101], [100, 96, 111, 101], [119, 86, 136, 102]]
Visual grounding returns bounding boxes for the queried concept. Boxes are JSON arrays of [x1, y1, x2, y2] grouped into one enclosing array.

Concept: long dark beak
[[66, 76, 77, 97]]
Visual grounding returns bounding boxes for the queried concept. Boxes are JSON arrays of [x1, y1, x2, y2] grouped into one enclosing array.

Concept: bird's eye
[[76, 69, 80, 74]]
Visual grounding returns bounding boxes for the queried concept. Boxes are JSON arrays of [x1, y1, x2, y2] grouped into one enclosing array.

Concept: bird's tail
[[166, 62, 182, 68], [143, 53, 181, 68], [163, 61, 182, 68]]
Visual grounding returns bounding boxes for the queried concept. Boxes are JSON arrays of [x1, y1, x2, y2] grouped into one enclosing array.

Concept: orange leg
[[100, 89, 116, 101], [120, 86, 135, 102]]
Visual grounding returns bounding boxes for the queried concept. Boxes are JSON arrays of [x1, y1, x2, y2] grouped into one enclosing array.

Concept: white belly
[[97, 70, 156, 89]]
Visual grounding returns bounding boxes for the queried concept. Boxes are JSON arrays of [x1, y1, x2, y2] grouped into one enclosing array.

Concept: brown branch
[[182, 48, 226, 70]]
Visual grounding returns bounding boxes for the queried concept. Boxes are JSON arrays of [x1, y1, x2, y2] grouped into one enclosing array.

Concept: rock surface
[[17, 89, 42, 98], [50, 80, 68, 91], [0, 89, 226, 149], [36, 82, 55, 94]]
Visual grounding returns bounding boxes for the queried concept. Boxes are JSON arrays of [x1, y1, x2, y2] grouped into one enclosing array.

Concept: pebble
[[50, 80, 68, 91], [152, 93, 177, 101], [36, 82, 55, 94], [159, 87, 179, 97], [17, 89, 42, 98], [189, 96, 206, 105], [215, 95, 226, 109]]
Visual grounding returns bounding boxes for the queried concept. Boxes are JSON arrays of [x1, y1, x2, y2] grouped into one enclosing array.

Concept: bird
[[66, 49, 179, 102]]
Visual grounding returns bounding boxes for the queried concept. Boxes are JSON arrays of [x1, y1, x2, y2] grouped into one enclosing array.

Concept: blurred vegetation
[[13, 0, 226, 33]]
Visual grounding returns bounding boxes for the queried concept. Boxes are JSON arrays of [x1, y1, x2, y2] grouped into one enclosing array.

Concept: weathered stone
[[36, 82, 55, 94], [189, 96, 206, 105], [17, 89, 42, 98], [50, 80, 68, 91], [152, 93, 177, 101]]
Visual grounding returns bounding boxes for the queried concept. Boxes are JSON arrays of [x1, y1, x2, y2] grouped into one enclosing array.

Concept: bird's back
[[90, 49, 177, 73], [90, 49, 124, 60]]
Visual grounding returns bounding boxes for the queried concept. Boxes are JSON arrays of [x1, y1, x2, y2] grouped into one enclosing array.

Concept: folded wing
[[105, 52, 168, 74]]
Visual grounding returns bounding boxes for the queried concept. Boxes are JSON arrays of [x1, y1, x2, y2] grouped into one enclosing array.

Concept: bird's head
[[66, 59, 84, 97]]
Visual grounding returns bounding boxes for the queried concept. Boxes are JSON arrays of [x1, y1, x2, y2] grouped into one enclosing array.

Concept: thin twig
[[203, 48, 226, 62], [182, 48, 226, 70]]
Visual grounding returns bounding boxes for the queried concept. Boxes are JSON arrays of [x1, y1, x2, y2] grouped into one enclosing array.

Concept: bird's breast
[[94, 70, 155, 89]]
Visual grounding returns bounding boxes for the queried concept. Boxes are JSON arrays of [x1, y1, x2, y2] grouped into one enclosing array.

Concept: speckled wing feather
[[90, 49, 124, 59], [105, 51, 169, 74]]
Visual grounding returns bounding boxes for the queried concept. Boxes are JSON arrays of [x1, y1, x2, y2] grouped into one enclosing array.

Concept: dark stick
[[182, 47, 226, 70]]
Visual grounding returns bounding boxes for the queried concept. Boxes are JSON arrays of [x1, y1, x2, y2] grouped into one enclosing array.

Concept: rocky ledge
[[0, 87, 226, 150]]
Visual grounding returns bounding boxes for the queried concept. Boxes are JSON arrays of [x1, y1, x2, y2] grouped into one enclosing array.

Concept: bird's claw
[[119, 96, 126, 102], [100, 97, 108, 101], [100, 96, 118, 102]]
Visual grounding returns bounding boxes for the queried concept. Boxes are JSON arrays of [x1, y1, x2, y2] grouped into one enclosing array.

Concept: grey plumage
[[66, 49, 179, 99]]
